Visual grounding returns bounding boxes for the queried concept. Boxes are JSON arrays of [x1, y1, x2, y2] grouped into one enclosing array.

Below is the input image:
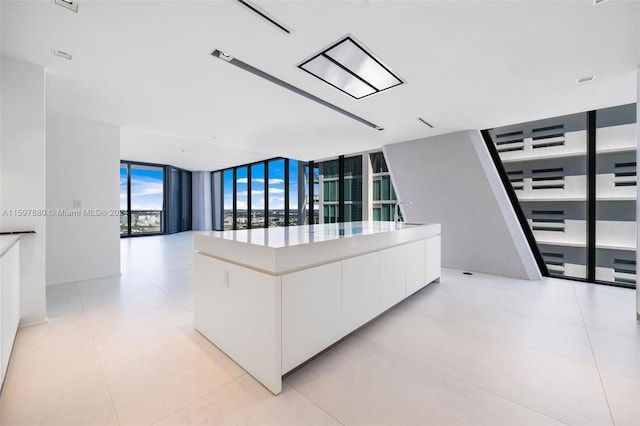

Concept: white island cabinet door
[[2, 240, 20, 383], [281, 262, 342, 373], [194, 253, 282, 394], [379, 245, 406, 312], [406, 240, 427, 295], [341, 251, 381, 335], [425, 235, 441, 284]]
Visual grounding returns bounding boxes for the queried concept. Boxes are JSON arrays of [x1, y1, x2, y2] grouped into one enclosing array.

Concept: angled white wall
[[46, 113, 120, 286], [0, 56, 47, 324], [384, 130, 541, 280]]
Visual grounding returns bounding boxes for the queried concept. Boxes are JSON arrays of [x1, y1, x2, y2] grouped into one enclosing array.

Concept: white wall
[[192, 171, 212, 231], [46, 113, 120, 286], [383, 130, 541, 280], [0, 56, 47, 324]]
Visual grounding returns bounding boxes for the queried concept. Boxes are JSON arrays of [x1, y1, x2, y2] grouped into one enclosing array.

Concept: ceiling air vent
[[54, 0, 78, 13], [236, 0, 292, 34]]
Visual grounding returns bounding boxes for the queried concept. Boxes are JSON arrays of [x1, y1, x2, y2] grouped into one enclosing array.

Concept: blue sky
[[120, 166, 164, 210]]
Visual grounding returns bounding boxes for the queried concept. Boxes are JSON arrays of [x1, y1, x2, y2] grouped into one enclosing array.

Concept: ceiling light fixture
[[417, 117, 434, 128], [299, 35, 405, 100], [211, 49, 384, 131], [52, 49, 72, 60], [54, 0, 78, 13], [235, 0, 292, 35], [577, 75, 595, 84]]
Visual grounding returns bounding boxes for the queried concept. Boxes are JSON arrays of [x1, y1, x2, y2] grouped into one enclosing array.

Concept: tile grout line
[[282, 378, 346, 426], [354, 322, 571, 425], [393, 301, 597, 370], [571, 282, 616, 426], [149, 373, 249, 425], [73, 283, 122, 426]]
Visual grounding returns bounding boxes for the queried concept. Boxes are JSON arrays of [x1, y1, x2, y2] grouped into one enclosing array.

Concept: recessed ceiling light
[[52, 49, 72, 60], [53, 0, 78, 13], [299, 35, 405, 100], [214, 51, 233, 62], [417, 117, 434, 128], [577, 75, 595, 84], [211, 49, 384, 131]]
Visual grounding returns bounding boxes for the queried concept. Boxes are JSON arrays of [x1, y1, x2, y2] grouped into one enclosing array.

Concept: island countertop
[[195, 221, 441, 275]]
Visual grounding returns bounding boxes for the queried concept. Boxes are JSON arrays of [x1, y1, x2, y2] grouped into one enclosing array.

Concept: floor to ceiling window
[[250, 162, 265, 228], [120, 162, 165, 236], [485, 103, 636, 288], [344, 155, 363, 222], [213, 152, 399, 230], [236, 166, 249, 230], [223, 169, 234, 230], [370, 152, 398, 221], [288, 160, 300, 226], [595, 104, 637, 286], [268, 159, 286, 227]]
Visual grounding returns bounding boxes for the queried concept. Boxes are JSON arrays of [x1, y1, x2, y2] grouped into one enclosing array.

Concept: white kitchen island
[[194, 221, 441, 394]]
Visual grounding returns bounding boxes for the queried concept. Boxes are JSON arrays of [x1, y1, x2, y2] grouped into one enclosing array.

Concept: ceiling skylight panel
[[325, 38, 402, 91], [298, 35, 405, 100], [300, 55, 377, 99]]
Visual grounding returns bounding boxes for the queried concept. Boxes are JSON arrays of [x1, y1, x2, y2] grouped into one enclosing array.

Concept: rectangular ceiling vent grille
[[299, 35, 404, 100]]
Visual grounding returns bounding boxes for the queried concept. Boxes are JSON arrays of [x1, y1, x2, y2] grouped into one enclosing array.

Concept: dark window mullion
[[247, 166, 252, 229], [338, 155, 345, 222], [264, 161, 269, 228], [587, 110, 597, 282], [127, 163, 132, 236], [308, 161, 315, 225], [232, 168, 237, 230], [284, 159, 290, 227]]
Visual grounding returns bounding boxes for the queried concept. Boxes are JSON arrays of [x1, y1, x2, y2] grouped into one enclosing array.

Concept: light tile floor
[[1, 232, 638, 425]]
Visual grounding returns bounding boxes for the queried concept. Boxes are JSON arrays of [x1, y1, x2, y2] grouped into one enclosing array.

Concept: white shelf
[[536, 239, 636, 251], [501, 146, 636, 164]]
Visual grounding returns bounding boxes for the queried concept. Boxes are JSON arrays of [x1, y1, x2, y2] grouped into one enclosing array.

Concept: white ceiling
[[1, 0, 638, 171]]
